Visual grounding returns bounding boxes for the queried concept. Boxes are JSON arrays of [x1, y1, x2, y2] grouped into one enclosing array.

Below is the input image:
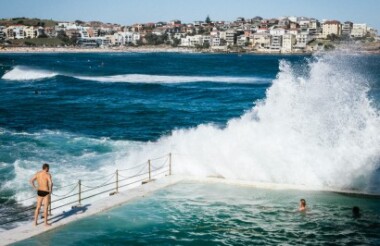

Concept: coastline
[[1, 42, 379, 55], [0, 45, 312, 55]]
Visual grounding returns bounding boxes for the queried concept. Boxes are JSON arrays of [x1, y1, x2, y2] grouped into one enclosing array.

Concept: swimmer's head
[[300, 199, 306, 207], [352, 206, 360, 218]]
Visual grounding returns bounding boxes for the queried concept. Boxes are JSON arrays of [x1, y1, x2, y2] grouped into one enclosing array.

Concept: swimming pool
[[14, 181, 380, 245]]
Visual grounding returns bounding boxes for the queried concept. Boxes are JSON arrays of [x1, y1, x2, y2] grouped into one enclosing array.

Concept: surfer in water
[[299, 199, 307, 212], [30, 163, 53, 226]]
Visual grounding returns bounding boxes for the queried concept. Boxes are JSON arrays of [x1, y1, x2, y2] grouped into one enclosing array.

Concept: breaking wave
[[1, 66, 57, 81], [123, 52, 380, 192], [1, 66, 269, 84]]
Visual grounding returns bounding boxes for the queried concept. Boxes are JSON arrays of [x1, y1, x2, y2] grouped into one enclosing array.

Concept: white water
[[2, 53, 380, 212], [1, 66, 268, 84], [75, 74, 268, 84], [120, 53, 380, 191], [2, 66, 57, 81]]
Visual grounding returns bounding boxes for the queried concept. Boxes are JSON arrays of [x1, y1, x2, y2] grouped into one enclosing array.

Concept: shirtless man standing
[[30, 163, 53, 226]]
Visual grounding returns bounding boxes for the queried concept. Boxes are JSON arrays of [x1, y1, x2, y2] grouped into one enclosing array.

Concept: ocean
[[0, 52, 379, 230]]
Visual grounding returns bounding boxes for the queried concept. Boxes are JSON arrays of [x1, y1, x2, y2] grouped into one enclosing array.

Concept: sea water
[[14, 182, 380, 245], [0, 52, 379, 230]]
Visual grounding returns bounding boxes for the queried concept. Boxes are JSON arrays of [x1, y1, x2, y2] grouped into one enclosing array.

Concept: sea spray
[[2, 66, 57, 81], [1, 52, 380, 211], [120, 52, 380, 191]]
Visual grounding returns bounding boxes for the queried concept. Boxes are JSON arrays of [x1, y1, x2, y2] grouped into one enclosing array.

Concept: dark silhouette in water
[[353, 206, 361, 218]]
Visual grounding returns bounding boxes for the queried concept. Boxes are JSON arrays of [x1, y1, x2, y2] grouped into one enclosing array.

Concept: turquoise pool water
[[14, 182, 380, 245]]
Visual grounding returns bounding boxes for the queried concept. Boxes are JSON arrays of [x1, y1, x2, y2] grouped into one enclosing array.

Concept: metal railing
[[0, 153, 172, 227]]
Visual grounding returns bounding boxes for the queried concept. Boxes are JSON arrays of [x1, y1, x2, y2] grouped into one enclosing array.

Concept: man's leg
[[34, 196, 43, 226], [43, 195, 51, 226]]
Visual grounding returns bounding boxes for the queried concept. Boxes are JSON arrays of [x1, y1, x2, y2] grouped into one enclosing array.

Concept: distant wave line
[[1, 66, 271, 84]]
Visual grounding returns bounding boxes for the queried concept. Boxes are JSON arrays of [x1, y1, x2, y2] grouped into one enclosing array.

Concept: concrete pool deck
[[0, 175, 184, 246], [2, 175, 379, 245]]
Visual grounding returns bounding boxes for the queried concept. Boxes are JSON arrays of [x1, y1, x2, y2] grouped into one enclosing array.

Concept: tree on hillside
[[75, 20, 85, 25], [205, 15, 211, 24], [145, 33, 168, 45]]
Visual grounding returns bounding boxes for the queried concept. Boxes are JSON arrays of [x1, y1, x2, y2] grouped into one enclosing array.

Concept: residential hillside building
[[226, 29, 237, 45], [322, 20, 341, 38], [5, 25, 25, 39], [282, 34, 296, 52], [24, 26, 36, 38], [270, 35, 282, 50], [251, 33, 271, 49], [351, 24, 367, 38], [342, 21, 353, 36]]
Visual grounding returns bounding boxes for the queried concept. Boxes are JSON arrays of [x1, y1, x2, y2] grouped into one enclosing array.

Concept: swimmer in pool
[[30, 163, 53, 226]]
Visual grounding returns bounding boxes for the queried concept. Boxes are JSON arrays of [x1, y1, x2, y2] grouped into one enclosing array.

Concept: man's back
[[36, 171, 51, 192]]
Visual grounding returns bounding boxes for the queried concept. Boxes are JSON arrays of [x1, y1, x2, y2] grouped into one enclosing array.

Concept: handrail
[[0, 153, 173, 227]]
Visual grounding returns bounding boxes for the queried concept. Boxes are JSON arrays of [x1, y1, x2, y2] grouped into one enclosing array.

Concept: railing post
[[169, 153, 172, 176], [48, 196, 52, 216], [148, 160, 151, 181], [116, 169, 119, 193], [78, 179, 82, 205]]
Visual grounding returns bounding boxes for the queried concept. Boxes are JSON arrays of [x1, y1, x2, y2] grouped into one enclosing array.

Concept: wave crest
[[1, 66, 268, 84], [2, 66, 57, 81]]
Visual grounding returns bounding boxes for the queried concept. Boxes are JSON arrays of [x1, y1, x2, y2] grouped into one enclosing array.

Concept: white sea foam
[[119, 53, 380, 191], [75, 74, 268, 84], [1, 66, 57, 81], [1, 66, 268, 84]]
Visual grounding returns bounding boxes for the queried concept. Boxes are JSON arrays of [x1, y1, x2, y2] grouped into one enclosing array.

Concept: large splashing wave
[[121, 52, 380, 191]]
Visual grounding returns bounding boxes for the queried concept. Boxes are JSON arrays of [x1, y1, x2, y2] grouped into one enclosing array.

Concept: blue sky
[[1, 0, 379, 30]]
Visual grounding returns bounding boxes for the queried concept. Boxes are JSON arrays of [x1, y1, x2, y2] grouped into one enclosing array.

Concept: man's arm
[[47, 173, 53, 193], [30, 173, 37, 190]]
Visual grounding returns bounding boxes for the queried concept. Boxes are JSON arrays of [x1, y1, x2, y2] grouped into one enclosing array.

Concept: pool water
[[14, 182, 380, 245]]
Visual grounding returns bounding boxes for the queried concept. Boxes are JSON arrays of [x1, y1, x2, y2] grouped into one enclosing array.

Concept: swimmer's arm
[[47, 173, 53, 193], [30, 173, 37, 190]]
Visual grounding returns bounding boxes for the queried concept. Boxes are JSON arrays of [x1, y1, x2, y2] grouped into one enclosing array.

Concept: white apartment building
[[24, 26, 36, 38], [219, 31, 227, 40], [282, 34, 296, 52], [211, 37, 221, 46], [251, 33, 271, 49], [210, 27, 219, 37], [226, 29, 237, 45], [269, 27, 286, 36], [351, 24, 367, 38], [309, 19, 318, 29], [125, 32, 140, 44], [180, 35, 203, 47], [270, 35, 282, 50], [295, 32, 313, 48], [341, 21, 353, 36], [80, 30, 89, 38], [236, 35, 248, 46], [322, 20, 341, 38], [5, 26, 25, 39], [202, 35, 211, 46], [298, 20, 310, 29]]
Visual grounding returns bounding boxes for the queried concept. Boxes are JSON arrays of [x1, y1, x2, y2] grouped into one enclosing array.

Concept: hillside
[[0, 17, 57, 27]]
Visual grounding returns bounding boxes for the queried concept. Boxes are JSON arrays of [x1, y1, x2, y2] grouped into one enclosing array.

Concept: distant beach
[[1, 45, 378, 54]]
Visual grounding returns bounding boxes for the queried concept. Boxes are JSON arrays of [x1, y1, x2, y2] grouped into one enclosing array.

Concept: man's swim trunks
[[37, 190, 50, 197]]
